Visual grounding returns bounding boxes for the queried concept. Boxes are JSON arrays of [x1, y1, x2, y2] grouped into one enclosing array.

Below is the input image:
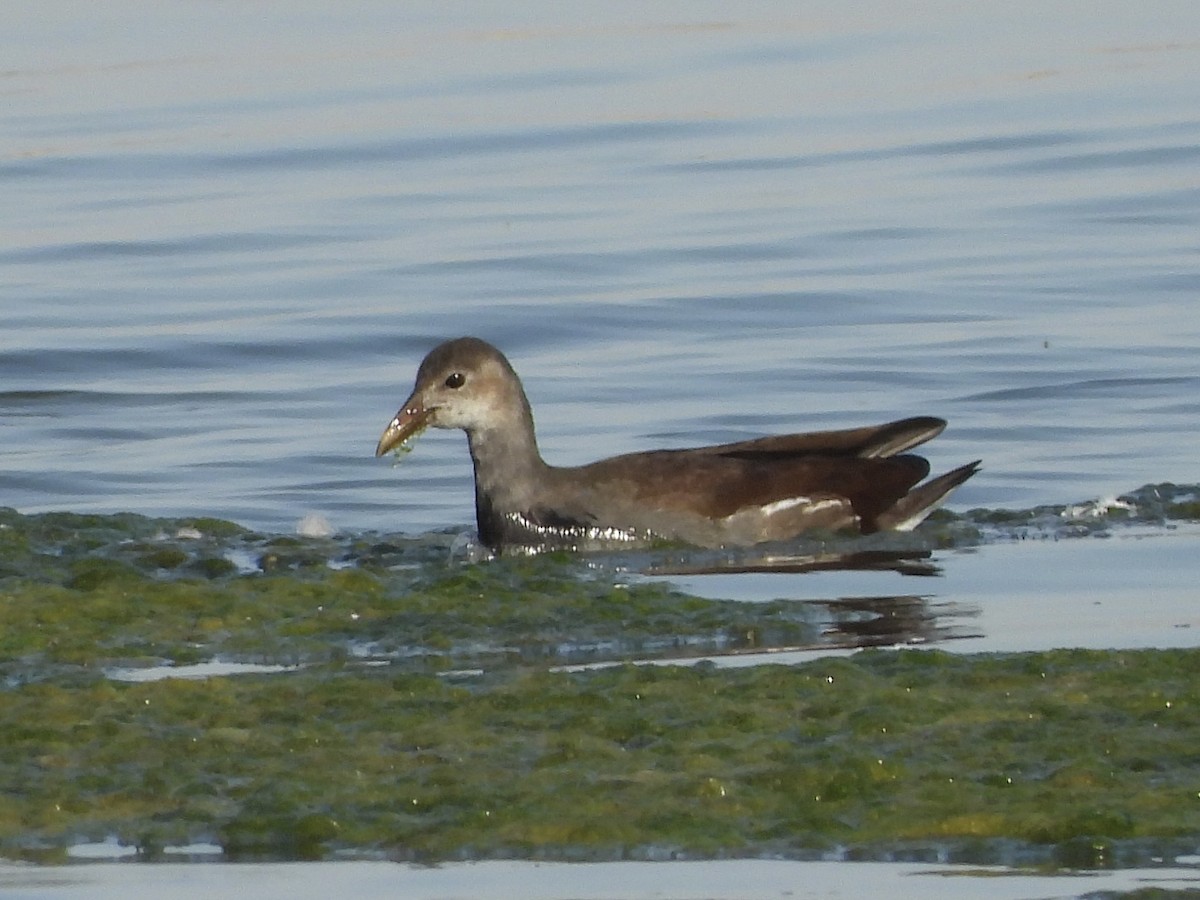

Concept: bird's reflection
[[818, 594, 980, 649], [643, 548, 940, 577], [623, 547, 982, 657]]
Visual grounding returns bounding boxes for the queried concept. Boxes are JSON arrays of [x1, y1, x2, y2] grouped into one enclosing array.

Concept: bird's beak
[[375, 396, 432, 457]]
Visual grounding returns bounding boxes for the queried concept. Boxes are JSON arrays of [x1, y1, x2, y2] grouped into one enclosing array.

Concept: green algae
[[0, 650, 1198, 863], [1167, 501, 1200, 520], [2, 495, 1200, 865], [1, 501, 864, 679], [0, 507, 247, 585], [0, 556, 827, 679]]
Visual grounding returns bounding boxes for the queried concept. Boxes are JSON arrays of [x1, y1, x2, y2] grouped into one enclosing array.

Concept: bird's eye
[[444, 372, 465, 389]]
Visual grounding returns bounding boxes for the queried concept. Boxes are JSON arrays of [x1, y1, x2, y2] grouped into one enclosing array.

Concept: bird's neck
[[465, 407, 548, 502], [466, 411, 551, 553]]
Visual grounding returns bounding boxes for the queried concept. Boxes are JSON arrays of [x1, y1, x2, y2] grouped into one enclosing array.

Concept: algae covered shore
[[5, 648, 1199, 867], [1, 486, 1198, 866]]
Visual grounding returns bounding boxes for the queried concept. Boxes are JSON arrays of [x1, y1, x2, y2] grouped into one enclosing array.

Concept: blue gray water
[[3, 1, 1199, 537]]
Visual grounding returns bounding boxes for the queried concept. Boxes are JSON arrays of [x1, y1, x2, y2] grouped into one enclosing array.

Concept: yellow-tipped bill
[[375, 401, 432, 457]]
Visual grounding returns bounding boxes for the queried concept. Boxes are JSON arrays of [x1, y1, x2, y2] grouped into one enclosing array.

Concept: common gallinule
[[376, 337, 980, 553]]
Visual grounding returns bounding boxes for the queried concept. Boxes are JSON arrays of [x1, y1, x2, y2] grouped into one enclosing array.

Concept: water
[[4, 1, 1199, 537], [6, 858, 1200, 900], [3, 4, 1200, 892]]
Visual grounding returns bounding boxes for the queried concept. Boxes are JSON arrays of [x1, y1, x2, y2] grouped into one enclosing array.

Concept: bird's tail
[[875, 460, 982, 531]]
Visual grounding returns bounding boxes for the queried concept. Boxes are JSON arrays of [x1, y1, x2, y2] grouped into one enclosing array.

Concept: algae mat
[[1, 493, 1199, 865], [2, 649, 1199, 864]]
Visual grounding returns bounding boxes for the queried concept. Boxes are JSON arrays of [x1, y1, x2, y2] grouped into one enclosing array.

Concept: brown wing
[[579, 449, 930, 527], [691, 416, 947, 460], [686, 454, 931, 524]]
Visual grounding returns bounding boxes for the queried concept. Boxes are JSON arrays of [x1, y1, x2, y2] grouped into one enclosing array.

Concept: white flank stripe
[[759, 496, 843, 517]]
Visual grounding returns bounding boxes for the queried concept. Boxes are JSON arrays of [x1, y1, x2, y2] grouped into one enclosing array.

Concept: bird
[[375, 337, 980, 554]]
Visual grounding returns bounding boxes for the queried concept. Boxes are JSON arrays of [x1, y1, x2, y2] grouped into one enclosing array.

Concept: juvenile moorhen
[[376, 337, 980, 553]]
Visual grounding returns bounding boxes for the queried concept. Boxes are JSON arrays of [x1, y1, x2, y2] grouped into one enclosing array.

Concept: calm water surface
[[6, 858, 1200, 900], [4, 1, 1199, 537]]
